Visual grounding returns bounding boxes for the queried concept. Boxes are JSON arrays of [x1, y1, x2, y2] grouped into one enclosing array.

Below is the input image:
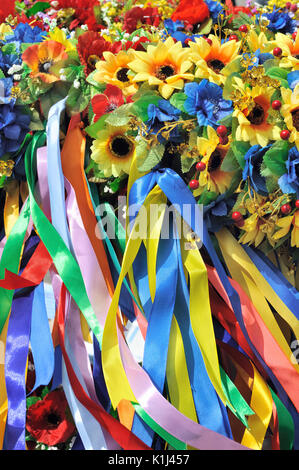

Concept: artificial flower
[[26, 389, 76, 446], [77, 31, 114, 75], [47, 27, 76, 52], [171, 0, 210, 27], [189, 35, 241, 85], [272, 211, 299, 247], [5, 22, 45, 44], [195, 125, 234, 194], [128, 37, 194, 99], [22, 40, 68, 83], [0, 23, 13, 40], [0, 0, 16, 23], [123, 6, 161, 33], [184, 80, 233, 128], [91, 123, 136, 177], [242, 144, 271, 196], [238, 195, 277, 247], [261, 8, 296, 34], [93, 49, 138, 97], [91, 84, 125, 122], [0, 78, 31, 156], [281, 83, 299, 149], [55, 0, 101, 31], [232, 78, 281, 146], [278, 146, 299, 196], [145, 98, 182, 143], [271, 32, 299, 70]]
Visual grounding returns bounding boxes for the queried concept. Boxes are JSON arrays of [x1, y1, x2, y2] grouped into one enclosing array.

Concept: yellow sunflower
[[239, 196, 277, 247], [280, 83, 299, 149], [127, 37, 194, 100], [188, 35, 241, 85], [232, 78, 281, 146], [272, 211, 299, 247], [270, 32, 299, 70], [91, 124, 135, 177], [246, 30, 271, 55], [194, 126, 234, 195], [93, 49, 138, 97]]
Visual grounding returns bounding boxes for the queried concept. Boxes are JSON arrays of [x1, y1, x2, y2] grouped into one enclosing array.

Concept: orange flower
[[22, 40, 68, 83]]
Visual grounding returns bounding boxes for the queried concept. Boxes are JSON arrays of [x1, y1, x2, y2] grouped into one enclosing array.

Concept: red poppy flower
[[57, 0, 101, 31], [171, 0, 210, 25], [77, 31, 115, 75], [123, 6, 161, 34], [91, 85, 125, 122], [110, 36, 150, 55], [26, 389, 76, 446], [0, 0, 15, 22]]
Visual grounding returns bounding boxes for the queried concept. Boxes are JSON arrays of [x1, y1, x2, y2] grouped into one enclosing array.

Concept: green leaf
[[232, 11, 254, 29], [231, 141, 251, 169], [86, 70, 107, 92], [66, 83, 90, 114], [220, 147, 240, 172], [263, 140, 289, 176], [26, 1, 50, 17], [181, 156, 196, 173], [137, 143, 165, 172], [266, 67, 289, 88], [197, 17, 213, 35], [198, 190, 218, 205], [26, 396, 41, 408], [85, 114, 107, 139], [169, 92, 187, 112], [105, 104, 132, 127], [131, 94, 161, 122]]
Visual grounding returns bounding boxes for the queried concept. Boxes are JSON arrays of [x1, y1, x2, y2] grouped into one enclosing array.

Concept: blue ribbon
[[129, 167, 299, 448], [128, 170, 232, 445], [4, 288, 34, 450], [29, 281, 55, 394], [244, 245, 299, 320]]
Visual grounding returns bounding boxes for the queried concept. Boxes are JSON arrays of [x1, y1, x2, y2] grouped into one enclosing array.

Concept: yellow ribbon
[[180, 237, 229, 408], [166, 316, 198, 423], [215, 228, 299, 375], [0, 315, 9, 449]]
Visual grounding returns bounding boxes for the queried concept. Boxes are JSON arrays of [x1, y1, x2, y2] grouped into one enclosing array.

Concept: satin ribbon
[[4, 180, 19, 238], [4, 288, 34, 450], [101, 170, 248, 449], [29, 282, 54, 394]]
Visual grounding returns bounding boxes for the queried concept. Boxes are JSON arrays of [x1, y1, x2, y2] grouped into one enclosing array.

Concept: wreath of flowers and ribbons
[[0, 0, 298, 452]]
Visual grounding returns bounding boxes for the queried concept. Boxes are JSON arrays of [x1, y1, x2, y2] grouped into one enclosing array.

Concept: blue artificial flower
[[146, 99, 181, 143], [0, 50, 22, 75], [278, 146, 299, 196], [183, 80, 233, 128], [261, 8, 296, 34], [242, 144, 271, 196], [203, 193, 236, 232], [204, 0, 224, 22], [0, 78, 30, 157], [287, 71, 299, 91], [5, 23, 45, 45], [163, 19, 199, 45]]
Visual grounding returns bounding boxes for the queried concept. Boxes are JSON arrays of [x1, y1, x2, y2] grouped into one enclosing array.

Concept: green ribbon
[[220, 366, 254, 429], [0, 133, 45, 334], [270, 388, 294, 450], [131, 402, 187, 450]]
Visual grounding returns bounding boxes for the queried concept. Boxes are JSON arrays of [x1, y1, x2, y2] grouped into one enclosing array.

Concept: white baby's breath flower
[[73, 79, 80, 89]]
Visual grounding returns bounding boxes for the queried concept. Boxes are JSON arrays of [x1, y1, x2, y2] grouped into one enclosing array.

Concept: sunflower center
[[87, 54, 101, 70], [38, 58, 53, 74], [208, 149, 222, 172], [156, 65, 175, 81], [207, 59, 225, 74], [110, 135, 133, 158], [116, 67, 130, 82], [291, 109, 299, 131], [47, 413, 61, 426], [246, 103, 265, 125]]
